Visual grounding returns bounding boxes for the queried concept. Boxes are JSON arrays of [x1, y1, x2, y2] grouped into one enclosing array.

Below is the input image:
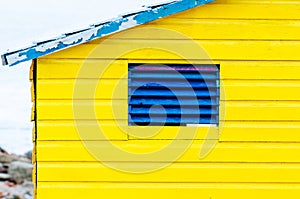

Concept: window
[[128, 64, 220, 126]]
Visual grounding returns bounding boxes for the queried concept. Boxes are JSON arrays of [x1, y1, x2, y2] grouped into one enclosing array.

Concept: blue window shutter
[[128, 64, 220, 126]]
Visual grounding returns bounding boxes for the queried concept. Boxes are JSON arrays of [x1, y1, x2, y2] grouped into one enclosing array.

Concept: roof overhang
[[1, 0, 213, 66]]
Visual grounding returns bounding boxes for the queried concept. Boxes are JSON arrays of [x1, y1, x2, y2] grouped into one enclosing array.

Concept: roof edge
[[1, 0, 213, 66]]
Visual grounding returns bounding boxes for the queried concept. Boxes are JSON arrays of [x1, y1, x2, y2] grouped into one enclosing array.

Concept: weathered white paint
[[118, 16, 139, 31]]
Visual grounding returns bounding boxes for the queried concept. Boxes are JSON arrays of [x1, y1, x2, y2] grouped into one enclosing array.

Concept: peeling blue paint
[[1, 0, 214, 66]]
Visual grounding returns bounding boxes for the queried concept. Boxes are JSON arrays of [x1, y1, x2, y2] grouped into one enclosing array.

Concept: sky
[[0, 0, 169, 154]]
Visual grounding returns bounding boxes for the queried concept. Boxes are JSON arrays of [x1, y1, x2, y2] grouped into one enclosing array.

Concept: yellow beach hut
[[2, 0, 300, 198]]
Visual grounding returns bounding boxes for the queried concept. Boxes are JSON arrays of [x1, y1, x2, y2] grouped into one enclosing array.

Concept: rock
[[20, 181, 33, 191], [10, 181, 33, 199], [0, 152, 31, 164], [23, 152, 32, 162], [0, 153, 19, 164], [0, 182, 9, 197], [0, 147, 8, 155], [0, 173, 11, 180], [0, 148, 33, 199], [0, 191, 8, 198], [0, 181, 33, 199], [8, 162, 33, 183], [0, 163, 5, 173], [4, 182, 16, 188]]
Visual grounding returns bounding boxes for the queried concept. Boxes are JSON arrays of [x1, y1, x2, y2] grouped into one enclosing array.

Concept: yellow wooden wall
[[33, 0, 300, 198]]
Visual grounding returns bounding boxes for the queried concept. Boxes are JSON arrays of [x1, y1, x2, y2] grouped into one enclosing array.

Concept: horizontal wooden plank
[[37, 100, 127, 120], [37, 121, 128, 141], [37, 121, 217, 140], [37, 100, 300, 121], [222, 80, 300, 100], [174, 3, 300, 20], [36, 79, 216, 99], [37, 79, 300, 101], [37, 121, 300, 142], [43, 40, 300, 61], [37, 59, 300, 80], [128, 126, 218, 140], [38, 162, 300, 183], [221, 101, 300, 121], [120, 19, 300, 40], [37, 182, 300, 199], [220, 61, 300, 79], [37, 59, 127, 79], [36, 140, 300, 162], [220, 122, 300, 142], [37, 79, 127, 100]]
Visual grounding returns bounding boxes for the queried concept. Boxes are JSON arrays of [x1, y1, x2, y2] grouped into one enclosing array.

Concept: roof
[[1, 0, 213, 66]]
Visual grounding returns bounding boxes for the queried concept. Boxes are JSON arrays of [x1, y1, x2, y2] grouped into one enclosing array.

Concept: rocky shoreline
[[0, 148, 33, 199]]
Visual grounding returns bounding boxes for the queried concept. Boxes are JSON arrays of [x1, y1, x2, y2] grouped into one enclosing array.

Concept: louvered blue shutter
[[128, 64, 219, 126]]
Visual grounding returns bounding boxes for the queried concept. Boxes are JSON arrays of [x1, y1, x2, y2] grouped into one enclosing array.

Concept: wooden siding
[[35, 1, 300, 198], [37, 182, 300, 199]]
